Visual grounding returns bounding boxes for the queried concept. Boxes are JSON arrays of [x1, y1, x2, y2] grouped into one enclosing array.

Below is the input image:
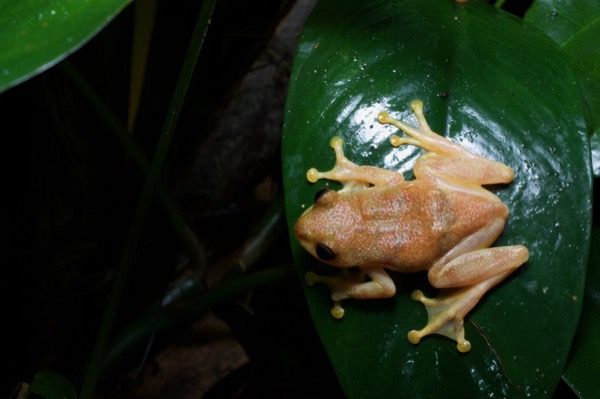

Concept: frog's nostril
[[316, 243, 336, 260]]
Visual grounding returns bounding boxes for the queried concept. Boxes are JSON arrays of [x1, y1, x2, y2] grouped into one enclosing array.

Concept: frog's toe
[[331, 302, 345, 319], [411, 289, 426, 301], [305, 271, 350, 319], [457, 338, 471, 353], [305, 271, 318, 286], [407, 329, 422, 344], [408, 326, 471, 352], [408, 289, 472, 352], [306, 168, 321, 183]]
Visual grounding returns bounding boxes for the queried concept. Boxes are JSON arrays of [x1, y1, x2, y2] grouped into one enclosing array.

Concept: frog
[[293, 100, 529, 352]]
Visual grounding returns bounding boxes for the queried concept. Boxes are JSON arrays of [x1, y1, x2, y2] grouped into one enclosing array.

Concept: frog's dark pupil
[[314, 189, 330, 203], [316, 243, 336, 260]]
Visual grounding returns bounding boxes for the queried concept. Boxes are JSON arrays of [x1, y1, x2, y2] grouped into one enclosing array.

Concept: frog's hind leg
[[378, 100, 480, 159], [379, 101, 515, 192], [413, 155, 515, 189], [408, 218, 529, 352], [409, 246, 528, 352]]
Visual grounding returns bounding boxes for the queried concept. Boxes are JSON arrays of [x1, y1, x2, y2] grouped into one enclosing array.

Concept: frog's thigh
[[414, 155, 514, 185], [428, 245, 529, 289]]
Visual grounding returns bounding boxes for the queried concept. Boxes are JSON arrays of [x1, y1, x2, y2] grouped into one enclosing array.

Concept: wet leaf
[[591, 128, 600, 177], [525, 0, 600, 131], [562, 227, 600, 398], [282, 0, 591, 397], [0, 0, 132, 93]]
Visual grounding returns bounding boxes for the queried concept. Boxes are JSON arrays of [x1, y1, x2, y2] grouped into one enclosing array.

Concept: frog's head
[[294, 188, 360, 268]]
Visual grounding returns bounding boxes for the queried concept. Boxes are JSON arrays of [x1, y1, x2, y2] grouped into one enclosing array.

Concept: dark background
[[2, 0, 580, 398]]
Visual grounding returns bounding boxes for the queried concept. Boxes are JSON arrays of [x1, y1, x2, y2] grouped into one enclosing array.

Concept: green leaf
[[0, 0, 132, 93], [29, 370, 77, 399], [562, 227, 600, 398], [592, 128, 600, 176], [525, 0, 600, 131], [282, 0, 591, 397]]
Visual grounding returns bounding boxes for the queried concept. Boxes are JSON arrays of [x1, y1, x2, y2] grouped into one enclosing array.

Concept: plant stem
[[79, 1, 217, 397]]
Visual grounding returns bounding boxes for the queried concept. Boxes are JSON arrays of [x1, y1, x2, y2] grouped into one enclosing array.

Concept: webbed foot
[[378, 100, 475, 158], [305, 136, 404, 189], [305, 137, 367, 191], [407, 288, 480, 353]]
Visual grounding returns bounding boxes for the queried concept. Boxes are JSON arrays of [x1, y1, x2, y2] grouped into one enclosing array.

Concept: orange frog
[[294, 100, 529, 352]]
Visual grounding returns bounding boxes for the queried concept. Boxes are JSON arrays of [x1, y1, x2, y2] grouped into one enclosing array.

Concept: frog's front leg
[[307, 136, 403, 191], [378, 100, 477, 159], [306, 267, 396, 319]]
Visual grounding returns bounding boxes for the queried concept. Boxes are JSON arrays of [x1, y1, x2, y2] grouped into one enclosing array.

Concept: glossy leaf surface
[[562, 228, 600, 399], [0, 0, 132, 93], [282, 0, 591, 397], [526, 0, 600, 132], [526, 3, 600, 392], [592, 128, 600, 176]]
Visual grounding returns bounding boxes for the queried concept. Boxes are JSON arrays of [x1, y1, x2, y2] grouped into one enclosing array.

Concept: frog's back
[[354, 181, 508, 272]]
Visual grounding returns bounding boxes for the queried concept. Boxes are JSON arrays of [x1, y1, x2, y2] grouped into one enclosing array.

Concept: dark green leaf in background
[[526, 1, 600, 133], [0, 0, 132, 93], [283, 0, 591, 397], [562, 228, 600, 399], [526, 3, 600, 396], [29, 370, 77, 399]]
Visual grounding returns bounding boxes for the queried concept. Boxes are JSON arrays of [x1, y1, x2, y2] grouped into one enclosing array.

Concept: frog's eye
[[314, 189, 331, 203], [316, 243, 336, 260]]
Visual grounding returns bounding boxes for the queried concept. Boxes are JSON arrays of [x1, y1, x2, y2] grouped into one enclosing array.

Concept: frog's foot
[[407, 288, 482, 352], [305, 269, 367, 319], [306, 137, 367, 190], [306, 137, 404, 189], [407, 272, 511, 353], [306, 267, 396, 319], [378, 100, 476, 158]]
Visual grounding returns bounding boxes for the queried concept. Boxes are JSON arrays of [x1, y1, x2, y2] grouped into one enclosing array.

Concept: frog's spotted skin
[[294, 100, 529, 352]]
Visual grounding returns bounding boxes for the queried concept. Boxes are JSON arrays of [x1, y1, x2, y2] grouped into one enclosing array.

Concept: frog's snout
[[293, 216, 310, 247], [294, 213, 323, 260], [293, 218, 304, 241]]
